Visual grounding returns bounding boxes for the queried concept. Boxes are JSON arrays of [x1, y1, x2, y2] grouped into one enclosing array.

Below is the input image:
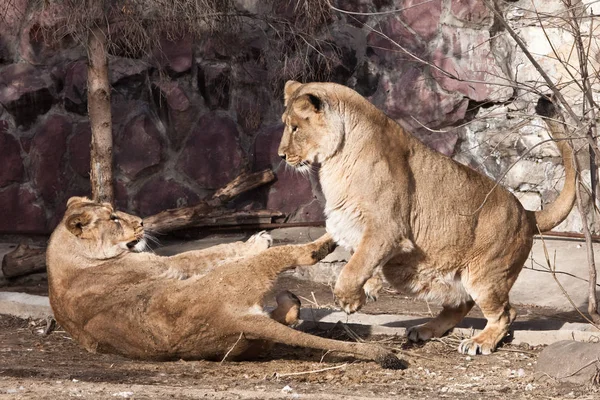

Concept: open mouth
[[126, 237, 146, 252]]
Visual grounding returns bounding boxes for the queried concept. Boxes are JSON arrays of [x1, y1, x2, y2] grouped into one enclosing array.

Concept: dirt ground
[[0, 275, 597, 399]]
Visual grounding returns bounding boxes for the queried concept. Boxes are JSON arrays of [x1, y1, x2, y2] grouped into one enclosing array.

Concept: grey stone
[[536, 341, 600, 384]]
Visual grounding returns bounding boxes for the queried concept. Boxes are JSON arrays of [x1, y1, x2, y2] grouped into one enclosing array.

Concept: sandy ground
[[0, 276, 597, 399]]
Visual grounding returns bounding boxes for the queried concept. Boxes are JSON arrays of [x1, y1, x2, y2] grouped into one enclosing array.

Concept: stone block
[[0, 64, 55, 128], [177, 113, 243, 189], [115, 114, 163, 179], [30, 114, 71, 204]]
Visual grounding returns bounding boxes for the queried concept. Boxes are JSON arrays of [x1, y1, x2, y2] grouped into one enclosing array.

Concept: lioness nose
[[279, 153, 287, 160]]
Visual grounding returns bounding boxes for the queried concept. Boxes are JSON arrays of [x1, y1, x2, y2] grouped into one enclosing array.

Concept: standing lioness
[[278, 81, 575, 355], [46, 197, 404, 368]]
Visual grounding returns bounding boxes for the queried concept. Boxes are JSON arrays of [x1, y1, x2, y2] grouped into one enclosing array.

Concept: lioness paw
[[406, 324, 436, 342], [333, 287, 366, 314], [458, 338, 494, 356], [363, 275, 383, 303], [246, 231, 273, 253]]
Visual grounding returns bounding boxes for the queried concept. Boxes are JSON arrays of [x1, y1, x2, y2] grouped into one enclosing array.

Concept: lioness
[[46, 197, 404, 368], [278, 81, 575, 355]]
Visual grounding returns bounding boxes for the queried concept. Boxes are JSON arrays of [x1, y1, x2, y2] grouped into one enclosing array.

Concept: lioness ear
[[284, 80, 302, 106], [66, 196, 91, 209], [66, 211, 93, 237], [294, 93, 325, 115]]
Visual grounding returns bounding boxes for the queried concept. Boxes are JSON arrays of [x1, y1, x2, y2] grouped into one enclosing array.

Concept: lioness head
[[61, 196, 147, 260], [278, 81, 345, 172]]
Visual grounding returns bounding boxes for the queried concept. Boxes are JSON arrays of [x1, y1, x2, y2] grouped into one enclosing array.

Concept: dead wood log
[[143, 169, 276, 233], [1, 243, 47, 278]]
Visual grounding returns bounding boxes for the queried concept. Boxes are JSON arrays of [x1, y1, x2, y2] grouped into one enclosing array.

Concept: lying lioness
[[47, 197, 404, 368], [278, 81, 575, 355]]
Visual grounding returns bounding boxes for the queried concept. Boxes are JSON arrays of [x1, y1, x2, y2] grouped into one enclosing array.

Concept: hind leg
[[270, 291, 302, 326], [234, 315, 406, 369], [458, 297, 516, 356], [237, 291, 302, 360], [407, 300, 475, 342], [458, 267, 519, 355]]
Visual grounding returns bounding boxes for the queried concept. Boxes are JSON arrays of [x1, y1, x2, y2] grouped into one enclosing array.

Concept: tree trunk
[[87, 26, 114, 204], [1, 243, 46, 278]]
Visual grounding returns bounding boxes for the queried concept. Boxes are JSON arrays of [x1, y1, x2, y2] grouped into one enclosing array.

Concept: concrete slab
[[0, 292, 52, 319], [296, 309, 600, 346]]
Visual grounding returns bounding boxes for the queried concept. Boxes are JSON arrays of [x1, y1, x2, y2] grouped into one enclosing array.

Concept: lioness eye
[[291, 126, 298, 134], [110, 215, 119, 222]]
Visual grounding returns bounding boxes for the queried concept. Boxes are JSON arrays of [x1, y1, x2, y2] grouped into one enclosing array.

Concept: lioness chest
[[325, 204, 364, 251]]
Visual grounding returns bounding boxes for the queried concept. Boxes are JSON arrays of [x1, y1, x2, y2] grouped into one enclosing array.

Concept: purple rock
[[154, 36, 192, 74], [0, 185, 46, 233], [0, 121, 23, 188], [266, 170, 316, 216], [115, 114, 163, 179], [133, 177, 200, 217], [401, 0, 442, 40], [63, 60, 88, 115], [0, 63, 55, 128], [253, 124, 285, 171], [68, 122, 92, 178], [177, 113, 243, 189], [30, 114, 71, 204], [450, 0, 492, 25]]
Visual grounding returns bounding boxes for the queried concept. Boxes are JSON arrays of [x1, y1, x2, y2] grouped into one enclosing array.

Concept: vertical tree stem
[[87, 26, 114, 204]]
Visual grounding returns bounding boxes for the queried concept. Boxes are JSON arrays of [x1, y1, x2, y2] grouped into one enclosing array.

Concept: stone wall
[[0, 0, 596, 233]]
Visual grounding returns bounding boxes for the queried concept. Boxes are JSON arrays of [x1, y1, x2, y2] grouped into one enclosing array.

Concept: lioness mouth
[[126, 239, 142, 250]]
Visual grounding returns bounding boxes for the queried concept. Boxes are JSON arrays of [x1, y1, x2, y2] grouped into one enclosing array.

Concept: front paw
[[333, 283, 366, 314]]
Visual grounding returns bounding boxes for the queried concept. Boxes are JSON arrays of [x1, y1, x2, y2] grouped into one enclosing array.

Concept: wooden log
[[143, 169, 276, 233], [1, 243, 47, 278]]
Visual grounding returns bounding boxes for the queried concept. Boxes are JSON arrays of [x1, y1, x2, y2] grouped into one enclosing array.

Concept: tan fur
[[278, 82, 576, 355], [46, 197, 404, 368]]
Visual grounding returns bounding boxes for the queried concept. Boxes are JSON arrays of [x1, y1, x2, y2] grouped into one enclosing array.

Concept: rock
[[253, 124, 284, 171], [334, 0, 371, 27], [0, 64, 55, 128], [536, 341, 600, 384], [198, 63, 231, 110], [267, 171, 316, 217], [151, 81, 199, 149], [431, 27, 513, 103], [152, 80, 190, 112], [177, 113, 243, 189], [515, 191, 541, 211], [412, 130, 459, 157], [366, 16, 425, 61], [292, 199, 325, 223], [0, 185, 46, 233], [375, 68, 469, 129], [109, 57, 150, 84], [115, 114, 163, 179], [113, 179, 129, 211], [503, 159, 550, 190], [30, 115, 71, 205], [133, 177, 200, 217], [155, 35, 192, 75], [353, 61, 380, 98], [235, 87, 268, 135], [449, 0, 493, 26], [63, 60, 88, 115], [68, 122, 92, 178], [0, 124, 24, 188], [401, 0, 442, 40]]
